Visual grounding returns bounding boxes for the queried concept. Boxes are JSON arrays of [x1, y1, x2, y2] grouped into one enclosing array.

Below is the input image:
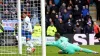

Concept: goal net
[[0, 0, 45, 56]]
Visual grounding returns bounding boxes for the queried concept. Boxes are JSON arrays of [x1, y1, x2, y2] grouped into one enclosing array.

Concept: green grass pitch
[[46, 45, 100, 56], [0, 45, 100, 56], [0, 46, 42, 56]]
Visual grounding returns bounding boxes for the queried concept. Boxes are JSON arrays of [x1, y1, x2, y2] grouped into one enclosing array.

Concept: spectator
[[61, 0, 69, 7], [54, 15, 60, 33], [83, 15, 92, 27], [73, 5, 82, 21], [2, 9, 10, 20], [31, 14, 39, 29], [49, 18, 53, 23], [62, 9, 70, 23], [74, 0, 79, 5], [49, 0, 54, 7], [86, 17, 93, 25], [76, 18, 84, 28], [65, 19, 74, 34], [82, 6, 89, 18], [32, 23, 41, 37], [73, 0, 83, 10], [46, 0, 53, 5], [50, 10, 56, 23], [84, 14, 92, 22], [74, 22, 83, 33], [46, 12, 50, 30], [67, 6, 73, 14], [53, 0, 61, 8], [69, 13, 74, 23], [57, 18, 65, 35], [59, 3, 66, 15], [54, 14, 59, 23], [47, 22, 57, 36], [45, 4, 50, 12], [50, 4, 58, 13], [68, 0, 73, 7], [86, 5, 89, 10], [84, 23, 94, 34]]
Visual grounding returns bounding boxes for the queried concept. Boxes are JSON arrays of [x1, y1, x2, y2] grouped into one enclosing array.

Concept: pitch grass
[[0, 46, 42, 56], [0, 45, 100, 56], [46, 45, 100, 56]]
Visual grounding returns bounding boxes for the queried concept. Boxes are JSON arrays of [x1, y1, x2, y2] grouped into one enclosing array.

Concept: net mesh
[[0, 0, 42, 56]]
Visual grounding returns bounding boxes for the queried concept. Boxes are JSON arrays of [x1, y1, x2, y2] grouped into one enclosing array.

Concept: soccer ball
[[26, 47, 32, 54]]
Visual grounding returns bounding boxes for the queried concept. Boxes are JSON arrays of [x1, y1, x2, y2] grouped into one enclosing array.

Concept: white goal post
[[41, 0, 46, 56], [17, 0, 22, 54], [17, 0, 46, 55]]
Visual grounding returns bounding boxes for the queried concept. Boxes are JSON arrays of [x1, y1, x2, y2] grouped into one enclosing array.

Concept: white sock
[[93, 51, 99, 54], [26, 41, 34, 48]]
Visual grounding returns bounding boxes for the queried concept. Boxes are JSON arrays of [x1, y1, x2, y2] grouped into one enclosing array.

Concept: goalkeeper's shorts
[[22, 30, 31, 39]]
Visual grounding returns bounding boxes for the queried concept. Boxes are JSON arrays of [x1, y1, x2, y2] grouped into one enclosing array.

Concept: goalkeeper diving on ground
[[46, 33, 99, 54]]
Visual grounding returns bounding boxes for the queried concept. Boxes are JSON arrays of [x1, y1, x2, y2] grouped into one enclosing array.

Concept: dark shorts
[[22, 30, 31, 39], [95, 32, 100, 39]]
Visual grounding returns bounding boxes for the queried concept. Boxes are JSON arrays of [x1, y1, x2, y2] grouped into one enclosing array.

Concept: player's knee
[[80, 48, 83, 52], [80, 49, 82, 52], [58, 50, 63, 54], [26, 38, 30, 41], [58, 51, 62, 54], [58, 50, 68, 54]]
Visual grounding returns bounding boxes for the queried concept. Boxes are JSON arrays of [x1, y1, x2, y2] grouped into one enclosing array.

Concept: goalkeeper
[[46, 33, 99, 54]]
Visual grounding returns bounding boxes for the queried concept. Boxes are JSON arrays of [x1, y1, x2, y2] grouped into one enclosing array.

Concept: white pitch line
[[0, 53, 27, 56], [0, 49, 16, 53], [0, 49, 16, 54], [0, 53, 16, 54], [0, 49, 27, 56]]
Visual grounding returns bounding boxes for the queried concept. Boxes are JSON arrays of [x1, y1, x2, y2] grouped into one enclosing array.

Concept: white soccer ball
[[26, 47, 32, 54]]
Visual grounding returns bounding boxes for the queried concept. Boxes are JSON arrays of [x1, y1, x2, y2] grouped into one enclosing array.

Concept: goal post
[[41, 0, 46, 56], [17, 0, 22, 54]]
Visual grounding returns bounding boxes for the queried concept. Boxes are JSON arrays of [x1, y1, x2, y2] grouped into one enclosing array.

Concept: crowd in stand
[[0, 0, 41, 28], [0, 0, 40, 20], [46, 0, 100, 36], [0, 0, 17, 20], [0, 0, 41, 37]]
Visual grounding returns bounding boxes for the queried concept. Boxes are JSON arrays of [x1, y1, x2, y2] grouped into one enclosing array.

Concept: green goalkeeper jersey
[[46, 36, 72, 53], [46, 36, 96, 54]]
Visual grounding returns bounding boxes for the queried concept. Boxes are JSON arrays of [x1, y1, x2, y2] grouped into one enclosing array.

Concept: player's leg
[[22, 30, 35, 53], [67, 50, 75, 54], [80, 48, 99, 54], [71, 44, 99, 54], [26, 31, 35, 52], [66, 45, 76, 54], [58, 50, 65, 54], [58, 46, 75, 54], [58, 50, 68, 54]]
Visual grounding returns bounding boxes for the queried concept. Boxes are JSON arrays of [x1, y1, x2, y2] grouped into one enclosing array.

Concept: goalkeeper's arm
[[46, 41, 58, 46]]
